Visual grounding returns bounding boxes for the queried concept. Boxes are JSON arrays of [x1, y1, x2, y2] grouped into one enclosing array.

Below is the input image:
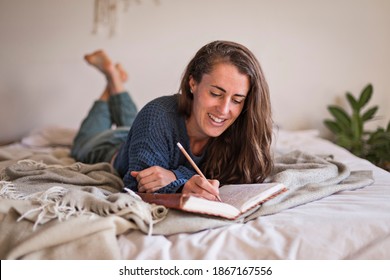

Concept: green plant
[[365, 122, 390, 170], [324, 84, 390, 171]]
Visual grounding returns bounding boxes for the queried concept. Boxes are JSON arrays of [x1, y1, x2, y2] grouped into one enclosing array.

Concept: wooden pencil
[[177, 142, 222, 202]]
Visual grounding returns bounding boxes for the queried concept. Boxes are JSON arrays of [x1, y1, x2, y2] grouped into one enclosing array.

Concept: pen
[[177, 142, 222, 202]]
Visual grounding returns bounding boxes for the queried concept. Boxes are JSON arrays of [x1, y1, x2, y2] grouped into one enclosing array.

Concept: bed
[[0, 126, 389, 260]]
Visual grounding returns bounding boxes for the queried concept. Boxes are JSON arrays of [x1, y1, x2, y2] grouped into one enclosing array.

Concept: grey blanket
[[248, 151, 373, 219]]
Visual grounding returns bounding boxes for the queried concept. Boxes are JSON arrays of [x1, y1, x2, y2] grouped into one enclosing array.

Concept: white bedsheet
[[118, 129, 390, 259]]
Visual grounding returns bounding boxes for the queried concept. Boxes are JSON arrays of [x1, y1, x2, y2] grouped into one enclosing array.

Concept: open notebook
[[134, 182, 287, 220]]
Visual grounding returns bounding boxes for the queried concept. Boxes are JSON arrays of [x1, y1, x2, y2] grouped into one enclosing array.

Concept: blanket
[[0, 159, 168, 232], [0, 140, 374, 259]]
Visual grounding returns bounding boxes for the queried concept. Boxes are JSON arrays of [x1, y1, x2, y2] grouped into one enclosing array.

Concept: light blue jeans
[[71, 92, 137, 164]]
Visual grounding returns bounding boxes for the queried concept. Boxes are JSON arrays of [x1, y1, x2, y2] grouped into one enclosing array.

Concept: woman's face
[[187, 63, 250, 141]]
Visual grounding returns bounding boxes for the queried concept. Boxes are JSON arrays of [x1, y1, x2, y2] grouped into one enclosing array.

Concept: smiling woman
[[71, 40, 273, 201], [178, 41, 273, 186]]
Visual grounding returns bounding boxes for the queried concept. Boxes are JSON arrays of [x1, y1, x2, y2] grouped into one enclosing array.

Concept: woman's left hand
[[131, 166, 176, 193]]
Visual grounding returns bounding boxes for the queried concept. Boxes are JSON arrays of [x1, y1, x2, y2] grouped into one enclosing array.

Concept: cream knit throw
[[0, 159, 167, 235]]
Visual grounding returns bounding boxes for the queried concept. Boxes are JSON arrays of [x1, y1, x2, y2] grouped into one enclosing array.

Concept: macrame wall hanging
[[92, 0, 159, 37]]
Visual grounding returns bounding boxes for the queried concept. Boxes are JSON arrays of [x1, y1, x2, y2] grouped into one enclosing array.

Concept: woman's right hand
[[182, 175, 220, 201]]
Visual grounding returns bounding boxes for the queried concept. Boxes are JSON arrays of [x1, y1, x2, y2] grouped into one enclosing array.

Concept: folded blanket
[[0, 159, 167, 233], [0, 153, 168, 259], [0, 206, 136, 259]]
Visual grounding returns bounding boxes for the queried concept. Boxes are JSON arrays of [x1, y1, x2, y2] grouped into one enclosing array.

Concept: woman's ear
[[189, 76, 197, 94]]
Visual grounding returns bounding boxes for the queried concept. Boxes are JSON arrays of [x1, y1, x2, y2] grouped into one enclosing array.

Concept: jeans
[[71, 92, 137, 164]]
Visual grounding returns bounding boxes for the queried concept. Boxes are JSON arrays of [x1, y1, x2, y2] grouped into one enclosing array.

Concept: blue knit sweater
[[113, 94, 205, 193]]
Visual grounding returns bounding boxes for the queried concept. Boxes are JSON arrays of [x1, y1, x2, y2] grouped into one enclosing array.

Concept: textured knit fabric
[[71, 92, 137, 164], [114, 94, 205, 193]]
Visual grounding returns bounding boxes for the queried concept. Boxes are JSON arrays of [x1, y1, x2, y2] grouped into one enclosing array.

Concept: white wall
[[1, 0, 389, 143]]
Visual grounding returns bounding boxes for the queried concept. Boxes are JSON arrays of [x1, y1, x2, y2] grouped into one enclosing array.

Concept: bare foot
[[84, 50, 116, 76], [116, 63, 128, 83], [84, 50, 125, 94]]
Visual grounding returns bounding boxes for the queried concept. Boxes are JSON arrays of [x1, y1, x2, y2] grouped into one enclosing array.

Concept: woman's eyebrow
[[211, 85, 247, 98], [211, 85, 226, 92]]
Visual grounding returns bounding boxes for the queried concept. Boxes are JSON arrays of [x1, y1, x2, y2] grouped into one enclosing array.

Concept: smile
[[208, 113, 226, 124]]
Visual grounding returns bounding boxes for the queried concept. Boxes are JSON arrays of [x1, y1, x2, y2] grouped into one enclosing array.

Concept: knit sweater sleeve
[[116, 96, 198, 193]]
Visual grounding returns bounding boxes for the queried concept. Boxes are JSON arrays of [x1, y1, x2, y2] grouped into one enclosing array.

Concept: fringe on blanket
[[1, 181, 82, 231], [0, 180, 168, 235]]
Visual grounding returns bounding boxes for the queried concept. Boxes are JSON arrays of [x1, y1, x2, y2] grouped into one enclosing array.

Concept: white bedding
[[0, 127, 389, 260], [119, 129, 390, 259]]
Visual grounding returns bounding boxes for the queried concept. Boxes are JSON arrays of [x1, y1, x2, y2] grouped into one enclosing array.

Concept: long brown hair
[[178, 40, 273, 184]]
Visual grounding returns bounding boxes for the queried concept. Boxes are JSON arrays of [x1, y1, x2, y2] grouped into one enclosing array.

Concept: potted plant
[[324, 84, 390, 171]]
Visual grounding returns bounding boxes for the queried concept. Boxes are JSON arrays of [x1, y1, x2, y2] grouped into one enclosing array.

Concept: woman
[[71, 40, 273, 200]]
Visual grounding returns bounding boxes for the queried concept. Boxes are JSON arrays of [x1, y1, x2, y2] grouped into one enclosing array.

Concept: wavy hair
[[178, 40, 273, 184]]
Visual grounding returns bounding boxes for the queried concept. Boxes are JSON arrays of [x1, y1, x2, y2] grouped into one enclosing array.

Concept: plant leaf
[[324, 120, 342, 134], [328, 105, 351, 130], [371, 138, 390, 147], [361, 106, 378, 122], [358, 84, 373, 109], [367, 130, 381, 142], [346, 92, 359, 111], [351, 111, 363, 140], [336, 134, 353, 150]]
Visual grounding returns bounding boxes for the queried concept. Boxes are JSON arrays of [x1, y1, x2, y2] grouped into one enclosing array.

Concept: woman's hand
[[131, 166, 176, 193], [182, 175, 220, 201]]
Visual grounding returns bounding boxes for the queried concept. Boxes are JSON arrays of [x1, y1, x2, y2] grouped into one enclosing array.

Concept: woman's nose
[[217, 98, 230, 114]]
